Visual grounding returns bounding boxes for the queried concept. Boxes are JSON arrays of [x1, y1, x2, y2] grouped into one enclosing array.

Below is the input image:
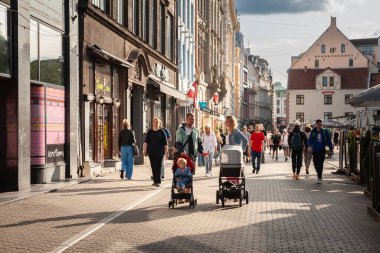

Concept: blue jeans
[[121, 145, 134, 179], [204, 152, 214, 173], [251, 151, 261, 172], [197, 153, 204, 166]]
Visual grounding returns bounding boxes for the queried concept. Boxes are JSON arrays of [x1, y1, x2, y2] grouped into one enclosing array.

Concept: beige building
[[287, 17, 378, 124]]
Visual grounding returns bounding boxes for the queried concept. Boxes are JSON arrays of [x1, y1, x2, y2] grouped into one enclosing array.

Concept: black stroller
[[168, 154, 197, 208], [216, 145, 249, 207]]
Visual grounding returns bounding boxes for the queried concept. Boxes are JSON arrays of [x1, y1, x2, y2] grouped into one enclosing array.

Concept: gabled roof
[[288, 68, 369, 90]]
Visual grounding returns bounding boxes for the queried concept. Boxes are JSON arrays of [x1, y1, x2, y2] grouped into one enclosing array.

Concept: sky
[[236, 0, 380, 87]]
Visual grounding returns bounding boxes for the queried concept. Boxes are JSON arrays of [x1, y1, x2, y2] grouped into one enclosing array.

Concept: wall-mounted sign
[[47, 144, 65, 164], [199, 101, 207, 109]]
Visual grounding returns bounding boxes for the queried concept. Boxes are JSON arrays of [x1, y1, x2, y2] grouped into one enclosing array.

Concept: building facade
[[78, 0, 183, 167], [287, 17, 377, 124], [0, 0, 79, 191], [274, 82, 287, 131]]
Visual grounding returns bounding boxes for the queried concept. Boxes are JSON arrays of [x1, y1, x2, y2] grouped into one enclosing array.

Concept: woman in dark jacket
[[143, 117, 168, 186], [118, 119, 136, 180]]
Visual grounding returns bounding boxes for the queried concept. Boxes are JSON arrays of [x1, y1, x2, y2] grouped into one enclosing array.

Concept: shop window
[[324, 112, 332, 119], [0, 4, 10, 75], [30, 19, 63, 86], [296, 112, 304, 122]]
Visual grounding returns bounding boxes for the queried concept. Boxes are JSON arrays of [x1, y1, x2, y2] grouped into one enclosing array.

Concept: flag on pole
[[187, 81, 197, 108]]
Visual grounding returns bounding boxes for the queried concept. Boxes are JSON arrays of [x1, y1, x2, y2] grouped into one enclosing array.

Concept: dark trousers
[[149, 155, 164, 184], [291, 150, 303, 175], [252, 151, 261, 172], [312, 151, 325, 179]]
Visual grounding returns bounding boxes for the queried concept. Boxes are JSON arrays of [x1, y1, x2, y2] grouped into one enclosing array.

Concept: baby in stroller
[[168, 154, 197, 208], [174, 158, 192, 194]]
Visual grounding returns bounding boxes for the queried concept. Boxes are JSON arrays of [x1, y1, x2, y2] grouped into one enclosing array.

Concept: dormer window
[[321, 44, 326, 54], [322, 77, 327, 86], [341, 44, 345, 53]]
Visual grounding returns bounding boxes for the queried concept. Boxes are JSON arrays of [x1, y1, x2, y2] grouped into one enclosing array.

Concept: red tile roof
[[287, 68, 369, 90]]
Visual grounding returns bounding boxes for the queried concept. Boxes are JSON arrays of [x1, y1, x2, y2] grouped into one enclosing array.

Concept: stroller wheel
[[221, 195, 225, 207], [168, 201, 174, 208], [194, 199, 198, 206], [245, 191, 249, 204], [216, 190, 220, 204], [239, 197, 242, 207]]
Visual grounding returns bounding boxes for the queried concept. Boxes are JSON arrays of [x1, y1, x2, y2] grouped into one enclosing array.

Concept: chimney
[[331, 16, 336, 28]]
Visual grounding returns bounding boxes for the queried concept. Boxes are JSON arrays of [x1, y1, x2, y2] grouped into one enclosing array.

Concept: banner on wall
[[46, 144, 65, 163]]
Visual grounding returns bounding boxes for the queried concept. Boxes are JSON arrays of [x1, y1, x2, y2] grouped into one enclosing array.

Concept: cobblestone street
[[0, 152, 379, 253]]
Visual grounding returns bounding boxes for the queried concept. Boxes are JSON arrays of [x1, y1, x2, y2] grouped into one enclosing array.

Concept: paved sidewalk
[[0, 153, 379, 253]]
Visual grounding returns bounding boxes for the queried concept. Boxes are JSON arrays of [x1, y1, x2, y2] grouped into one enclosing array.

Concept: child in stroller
[[216, 145, 249, 207], [168, 154, 197, 208]]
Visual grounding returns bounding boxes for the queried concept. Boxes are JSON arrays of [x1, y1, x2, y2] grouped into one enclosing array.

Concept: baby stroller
[[168, 154, 197, 208], [216, 145, 249, 207]]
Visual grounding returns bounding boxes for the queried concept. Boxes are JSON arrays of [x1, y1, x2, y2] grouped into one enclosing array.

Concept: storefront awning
[[88, 44, 134, 68], [148, 75, 187, 101]]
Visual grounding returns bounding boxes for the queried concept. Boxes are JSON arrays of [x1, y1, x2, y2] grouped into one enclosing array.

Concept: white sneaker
[[316, 178, 322, 184], [210, 171, 213, 176], [206, 173, 209, 177]]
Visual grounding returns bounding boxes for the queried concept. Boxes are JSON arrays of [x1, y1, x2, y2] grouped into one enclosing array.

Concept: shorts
[[283, 146, 289, 150]]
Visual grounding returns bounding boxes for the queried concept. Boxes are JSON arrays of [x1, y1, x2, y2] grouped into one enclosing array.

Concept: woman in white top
[[282, 129, 290, 162], [201, 124, 217, 176]]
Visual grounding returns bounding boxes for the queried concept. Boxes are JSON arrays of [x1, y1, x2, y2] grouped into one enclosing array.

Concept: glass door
[[103, 105, 113, 160]]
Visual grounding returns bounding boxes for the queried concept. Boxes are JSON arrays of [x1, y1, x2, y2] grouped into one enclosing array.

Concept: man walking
[[242, 126, 251, 163], [250, 124, 265, 174], [308, 119, 333, 184], [259, 124, 267, 163], [175, 113, 205, 164], [288, 121, 308, 180]]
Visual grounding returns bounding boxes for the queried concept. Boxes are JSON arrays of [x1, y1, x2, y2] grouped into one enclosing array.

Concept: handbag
[[132, 143, 139, 156]]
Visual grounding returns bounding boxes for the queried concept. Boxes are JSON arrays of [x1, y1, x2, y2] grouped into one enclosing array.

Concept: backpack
[[291, 132, 302, 151]]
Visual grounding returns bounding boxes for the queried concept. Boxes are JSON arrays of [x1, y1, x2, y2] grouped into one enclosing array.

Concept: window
[[277, 108, 280, 114], [160, 3, 165, 54], [324, 94, 332, 105], [149, 0, 156, 48], [315, 59, 319, 68], [345, 94, 353, 104], [0, 4, 10, 75], [92, 0, 109, 14], [329, 77, 334, 86], [133, 0, 139, 36], [142, 0, 147, 41], [166, 14, 173, 61], [321, 44, 325, 53], [243, 71, 247, 83], [118, 0, 128, 26], [324, 112, 332, 119], [349, 58, 353, 67], [296, 112, 304, 122], [322, 77, 327, 86], [30, 20, 63, 86], [341, 44, 345, 53], [277, 100, 280, 105], [296, 95, 304, 105], [191, 4, 194, 34], [244, 55, 248, 67]]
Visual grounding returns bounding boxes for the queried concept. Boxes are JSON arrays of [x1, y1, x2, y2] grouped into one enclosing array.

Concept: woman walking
[[201, 124, 217, 176], [225, 115, 248, 149], [282, 129, 290, 162], [118, 119, 136, 180], [304, 124, 312, 174], [143, 117, 168, 186], [214, 129, 223, 166]]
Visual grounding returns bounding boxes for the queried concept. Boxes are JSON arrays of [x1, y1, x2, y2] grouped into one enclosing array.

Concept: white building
[[274, 82, 287, 131], [287, 17, 378, 124]]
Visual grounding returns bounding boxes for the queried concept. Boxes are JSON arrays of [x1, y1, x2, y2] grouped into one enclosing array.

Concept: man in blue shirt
[[308, 119, 333, 184]]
